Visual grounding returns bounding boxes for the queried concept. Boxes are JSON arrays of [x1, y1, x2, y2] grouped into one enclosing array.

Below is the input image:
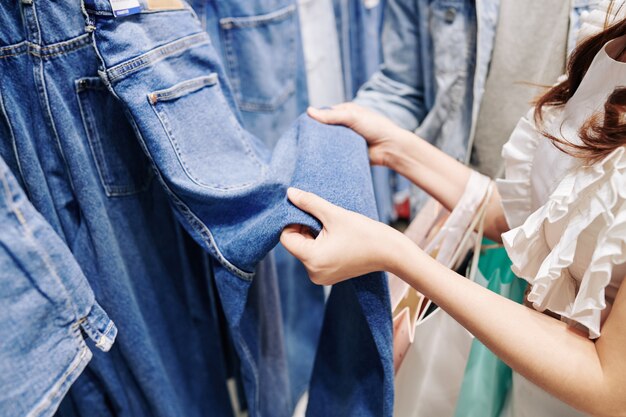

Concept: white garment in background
[[297, 0, 345, 107], [497, 37, 626, 417]]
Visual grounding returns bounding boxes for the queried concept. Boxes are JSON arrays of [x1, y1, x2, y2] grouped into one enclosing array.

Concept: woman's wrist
[[384, 130, 422, 176]]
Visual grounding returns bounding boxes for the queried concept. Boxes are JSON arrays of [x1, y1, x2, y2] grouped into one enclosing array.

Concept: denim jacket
[[355, 0, 599, 164]]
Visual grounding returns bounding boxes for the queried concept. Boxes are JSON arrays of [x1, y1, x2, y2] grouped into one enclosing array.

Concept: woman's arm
[[307, 104, 509, 241], [281, 189, 626, 417], [392, 239, 626, 417]]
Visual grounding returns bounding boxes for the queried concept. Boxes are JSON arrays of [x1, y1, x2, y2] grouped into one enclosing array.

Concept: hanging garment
[[189, 1, 325, 410], [0, 2, 241, 417], [83, 2, 394, 417], [0, 155, 116, 417]]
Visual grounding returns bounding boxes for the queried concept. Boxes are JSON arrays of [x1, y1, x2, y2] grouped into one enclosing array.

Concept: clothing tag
[[147, 0, 185, 10], [363, 0, 380, 9], [110, 0, 142, 17]]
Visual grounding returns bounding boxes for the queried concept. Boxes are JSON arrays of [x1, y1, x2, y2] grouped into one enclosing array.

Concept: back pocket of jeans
[[219, 4, 297, 112], [148, 74, 264, 190], [76, 77, 153, 197]]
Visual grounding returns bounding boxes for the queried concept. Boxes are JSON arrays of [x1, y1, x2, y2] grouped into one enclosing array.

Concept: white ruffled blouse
[[497, 37, 626, 340]]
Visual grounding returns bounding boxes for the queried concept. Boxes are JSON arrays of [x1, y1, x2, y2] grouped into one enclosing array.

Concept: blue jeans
[[0, 2, 233, 416], [189, 1, 325, 408], [0, 155, 116, 417], [84, 1, 394, 415]]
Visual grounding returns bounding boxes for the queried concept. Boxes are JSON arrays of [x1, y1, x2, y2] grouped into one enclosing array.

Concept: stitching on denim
[[33, 45, 80, 207], [26, 335, 91, 417], [0, 89, 27, 193], [219, 8, 297, 112], [75, 78, 154, 197], [123, 111, 255, 280], [149, 85, 265, 191], [219, 4, 296, 29], [1, 172, 77, 319], [107, 32, 210, 82], [149, 74, 218, 102], [236, 332, 260, 415], [0, 34, 91, 60], [237, 80, 295, 112]]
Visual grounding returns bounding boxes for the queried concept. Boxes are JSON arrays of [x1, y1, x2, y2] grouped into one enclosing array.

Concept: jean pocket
[[148, 74, 264, 190], [219, 4, 297, 112], [76, 77, 153, 197]]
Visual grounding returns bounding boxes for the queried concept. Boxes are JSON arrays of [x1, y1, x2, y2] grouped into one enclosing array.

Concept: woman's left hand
[[280, 187, 405, 285]]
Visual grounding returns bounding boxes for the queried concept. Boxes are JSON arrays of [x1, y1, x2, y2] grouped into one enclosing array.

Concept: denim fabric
[[191, 0, 309, 148], [0, 156, 115, 417], [0, 2, 233, 416], [84, 2, 393, 416], [190, 1, 325, 409], [355, 0, 481, 162]]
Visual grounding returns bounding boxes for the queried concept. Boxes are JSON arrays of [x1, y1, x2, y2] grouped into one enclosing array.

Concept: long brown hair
[[535, 1, 626, 163]]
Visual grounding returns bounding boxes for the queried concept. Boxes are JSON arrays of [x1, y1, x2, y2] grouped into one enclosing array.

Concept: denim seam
[[0, 34, 91, 59], [148, 74, 219, 102], [32, 45, 80, 213], [78, 312, 116, 351], [122, 113, 255, 280], [0, 171, 78, 320], [157, 173, 255, 280], [0, 89, 27, 194], [75, 78, 154, 197], [106, 32, 210, 82], [150, 102, 262, 191], [27, 325, 92, 417], [236, 332, 260, 415], [219, 4, 296, 29], [220, 20, 296, 112]]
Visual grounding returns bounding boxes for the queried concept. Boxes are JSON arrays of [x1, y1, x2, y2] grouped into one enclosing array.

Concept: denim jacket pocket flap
[[148, 74, 264, 191]]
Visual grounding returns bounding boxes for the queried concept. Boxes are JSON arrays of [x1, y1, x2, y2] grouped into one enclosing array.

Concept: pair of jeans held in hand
[[84, 2, 394, 416]]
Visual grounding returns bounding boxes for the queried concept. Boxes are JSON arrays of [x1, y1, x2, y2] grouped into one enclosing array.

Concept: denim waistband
[[84, 0, 191, 15]]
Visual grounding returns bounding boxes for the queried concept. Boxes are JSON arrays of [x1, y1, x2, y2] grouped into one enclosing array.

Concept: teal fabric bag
[[454, 240, 527, 417]]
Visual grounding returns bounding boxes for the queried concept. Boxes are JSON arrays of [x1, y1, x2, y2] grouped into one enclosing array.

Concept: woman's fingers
[[286, 188, 338, 224], [307, 104, 356, 126], [280, 224, 315, 260]]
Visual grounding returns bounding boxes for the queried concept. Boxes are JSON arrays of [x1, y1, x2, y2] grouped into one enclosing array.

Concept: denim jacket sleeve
[[354, 0, 428, 131]]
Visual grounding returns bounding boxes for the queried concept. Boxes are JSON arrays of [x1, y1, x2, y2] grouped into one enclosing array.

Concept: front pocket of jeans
[[148, 74, 264, 190], [219, 4, 297, 112], [76, 77, 153, 197]]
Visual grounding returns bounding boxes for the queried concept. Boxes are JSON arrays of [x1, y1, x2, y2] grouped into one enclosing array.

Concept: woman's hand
[[307, 103, 409, 168], [280, 187, 407, 285]]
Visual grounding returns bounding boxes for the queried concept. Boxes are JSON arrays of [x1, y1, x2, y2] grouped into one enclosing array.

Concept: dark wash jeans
[[0, 2, 233, 417], [84, 1, 393, 416]]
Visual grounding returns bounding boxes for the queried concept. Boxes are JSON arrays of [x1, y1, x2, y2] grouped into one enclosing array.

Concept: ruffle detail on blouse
[[501, 146, 626, 339], [496, 109, 543, 229]]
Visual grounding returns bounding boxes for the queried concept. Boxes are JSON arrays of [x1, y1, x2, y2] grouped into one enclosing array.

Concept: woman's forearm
[[386, 234, 626, 416], [388, 130, 472, 210], [387, 131, 509, 240]]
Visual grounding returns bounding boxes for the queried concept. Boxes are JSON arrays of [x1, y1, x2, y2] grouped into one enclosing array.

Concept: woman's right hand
[[307, 103, 409, 168]]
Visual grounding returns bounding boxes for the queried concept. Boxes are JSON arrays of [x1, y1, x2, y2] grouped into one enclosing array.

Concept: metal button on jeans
[[444, 7, 456, 23]]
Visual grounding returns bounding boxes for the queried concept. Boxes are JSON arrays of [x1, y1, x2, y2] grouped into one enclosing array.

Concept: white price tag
[[110, 0, 142, 17]]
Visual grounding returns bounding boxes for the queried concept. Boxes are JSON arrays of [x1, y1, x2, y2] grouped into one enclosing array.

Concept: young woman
[[280, 11, 626, 417]]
